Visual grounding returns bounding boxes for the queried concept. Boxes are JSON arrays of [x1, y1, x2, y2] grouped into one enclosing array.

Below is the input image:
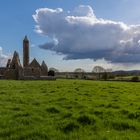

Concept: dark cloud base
[[33, 5, 140, 63]]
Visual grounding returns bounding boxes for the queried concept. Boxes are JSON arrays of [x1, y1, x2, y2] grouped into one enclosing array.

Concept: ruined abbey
[[0, 36, 51, 80]]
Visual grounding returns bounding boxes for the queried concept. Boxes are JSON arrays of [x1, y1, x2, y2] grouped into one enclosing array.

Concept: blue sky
[[1, 0, 140, 71]]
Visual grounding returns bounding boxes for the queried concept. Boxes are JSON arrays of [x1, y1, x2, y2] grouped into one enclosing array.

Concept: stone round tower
[[23, 36, 29, 67]]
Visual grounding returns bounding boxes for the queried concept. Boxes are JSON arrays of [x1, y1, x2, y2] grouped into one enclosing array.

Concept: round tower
[[23, 36, 29, 67]]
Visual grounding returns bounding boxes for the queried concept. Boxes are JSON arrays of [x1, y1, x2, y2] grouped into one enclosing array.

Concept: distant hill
[[112, 70, 140, 75]]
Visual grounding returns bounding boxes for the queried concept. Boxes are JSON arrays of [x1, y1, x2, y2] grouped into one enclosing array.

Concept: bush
[[108, 74, 115, 79], [48, 70, 55, 76], [131, 76, 139, 82], [101, 72, 108, 81]]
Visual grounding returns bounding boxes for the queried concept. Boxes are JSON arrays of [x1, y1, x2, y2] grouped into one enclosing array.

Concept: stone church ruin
[[0, 36, 54, 80]]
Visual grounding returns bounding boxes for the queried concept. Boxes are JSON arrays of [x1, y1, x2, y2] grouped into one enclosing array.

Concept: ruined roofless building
[[0, 36, 50, 80]]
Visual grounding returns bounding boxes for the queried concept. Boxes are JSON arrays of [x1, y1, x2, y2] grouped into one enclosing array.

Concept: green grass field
[[0, 80, 140, 140]]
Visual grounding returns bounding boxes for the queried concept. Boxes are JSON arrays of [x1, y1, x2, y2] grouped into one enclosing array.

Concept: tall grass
[[0, 80, 140, 139]]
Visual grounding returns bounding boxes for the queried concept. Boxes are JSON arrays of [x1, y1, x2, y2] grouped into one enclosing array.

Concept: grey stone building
[[0, 36, 50, 80]]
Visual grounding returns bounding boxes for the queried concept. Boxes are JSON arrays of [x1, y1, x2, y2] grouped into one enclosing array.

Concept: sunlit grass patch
[[0, 80, 140, 139]]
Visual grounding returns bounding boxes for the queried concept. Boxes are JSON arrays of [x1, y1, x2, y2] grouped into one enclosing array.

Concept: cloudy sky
[[1, 0, 140, 71]]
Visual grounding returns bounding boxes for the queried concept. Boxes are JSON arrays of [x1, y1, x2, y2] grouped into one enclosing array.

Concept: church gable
[[41, 61, 48, 76], [41, 61, 48, 71], [10, 51, 22, 69], [29, 58, 41, 68]]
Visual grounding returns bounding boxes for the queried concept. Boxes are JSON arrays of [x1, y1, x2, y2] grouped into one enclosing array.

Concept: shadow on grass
[[103, 118, 136, 132], [63, 113, 72, 119], [105, 103, 120, 109], [77, 115, 95, 125], [0, 91, 6, 94], [46, 107, 60, 113], [111, 121, 136, 131], [14, 112, 30, 118], [62, 122, 79, 133], [128, 112, 140, 120]]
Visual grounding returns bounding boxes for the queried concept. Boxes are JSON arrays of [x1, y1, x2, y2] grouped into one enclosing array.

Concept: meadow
[[0, 80, 140, 140]]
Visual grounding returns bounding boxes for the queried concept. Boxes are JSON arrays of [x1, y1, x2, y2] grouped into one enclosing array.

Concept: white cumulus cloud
[[0, 47, 9, 67], [33, 5, 140, 63]]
